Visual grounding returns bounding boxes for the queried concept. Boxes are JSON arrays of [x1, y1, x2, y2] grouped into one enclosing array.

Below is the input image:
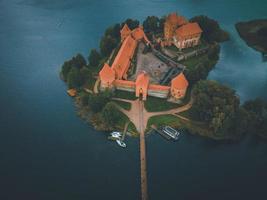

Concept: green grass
[[115, 108, 130, 129], [147, 114, 181, 130], [112, 100, 131, 110], [180, 53, 209, 70], [166, 45, 179, 52], [114, 90, 137, 100], [144, 96, 179, 112], [113, 107, 138, 136], [128, 122, 138, 136]]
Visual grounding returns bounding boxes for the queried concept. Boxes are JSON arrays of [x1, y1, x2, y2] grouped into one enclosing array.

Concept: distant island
[[236, 19, 267, 55], [60, 13, 267, 140]]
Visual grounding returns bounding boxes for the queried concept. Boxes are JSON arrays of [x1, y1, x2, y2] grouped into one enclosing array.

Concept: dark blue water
[[0, 0, 267, 199]]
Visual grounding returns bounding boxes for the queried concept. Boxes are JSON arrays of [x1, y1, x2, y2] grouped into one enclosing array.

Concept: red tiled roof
[[175, 22, 202, 38], [99, 63, 115, 83], [166, 13, 188, 26], [111, 35, 137, 79], [136, 72, 149, 88], [148, 84, 170, 91], [120, 24, 131, 36], [111, 26, 150, 79], [67, 89, 77, 97], [171, 73, 189, 90], [131, 27, 150, 44], [114, 79, 135, 87]]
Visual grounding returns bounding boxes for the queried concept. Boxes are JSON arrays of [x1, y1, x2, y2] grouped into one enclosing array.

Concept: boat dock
[[151, 125, 172, 140]]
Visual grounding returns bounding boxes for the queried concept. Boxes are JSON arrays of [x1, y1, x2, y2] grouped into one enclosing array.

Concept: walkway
[[139, 100, 148, 200], [93, 78, 100, 94]]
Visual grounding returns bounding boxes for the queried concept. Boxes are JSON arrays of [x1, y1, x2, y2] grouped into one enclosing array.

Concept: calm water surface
[[0, 0, 267, 199]]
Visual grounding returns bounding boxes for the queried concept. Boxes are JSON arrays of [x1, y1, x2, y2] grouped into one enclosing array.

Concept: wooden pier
[[139, 100, 148, 200]]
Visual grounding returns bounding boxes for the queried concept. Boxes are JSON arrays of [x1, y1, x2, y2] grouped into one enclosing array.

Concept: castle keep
[[162, 13, 202, 50]]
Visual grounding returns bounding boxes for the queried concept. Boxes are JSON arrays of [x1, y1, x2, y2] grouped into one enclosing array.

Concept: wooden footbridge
[[138, 100, 148, 200]]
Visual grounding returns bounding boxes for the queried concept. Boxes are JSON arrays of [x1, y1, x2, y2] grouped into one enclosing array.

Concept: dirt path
[[93, 78, 100, 94], [115, 96, 193, 133]]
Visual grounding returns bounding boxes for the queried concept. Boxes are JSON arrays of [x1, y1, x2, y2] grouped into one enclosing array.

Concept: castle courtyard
[[129, 42, 171, 84]]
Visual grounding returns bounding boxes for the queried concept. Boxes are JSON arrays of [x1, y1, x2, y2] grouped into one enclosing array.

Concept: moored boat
[[116, 140, 126, 148]]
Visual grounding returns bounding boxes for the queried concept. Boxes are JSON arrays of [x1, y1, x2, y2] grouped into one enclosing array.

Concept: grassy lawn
[[113, 107, 138, 136], [128, 122, 138, 136], [112, 100, 131, 110], [181, 41, 208, 54], [114, 90, 137, 100], [180, 53, 208, 70], [147, 114, 181, 130], [115, 108, 130, 129], [166, 45, 179, 52], [144, 96, 179, 112]]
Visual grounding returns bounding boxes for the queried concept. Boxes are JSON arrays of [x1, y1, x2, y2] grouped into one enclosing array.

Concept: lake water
[[0, 0, 267, 199]]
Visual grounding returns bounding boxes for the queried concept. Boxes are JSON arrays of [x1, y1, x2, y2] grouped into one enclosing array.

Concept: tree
[[184, 45, 220, 84], [122, 18, 139, 30], [61, 54, 87, 81], [143, 16, 159, 33], [192, 80, 241, 137], [80, 66, 92, 84], [80, 92, 90, 106], [105, 23, 121, 40], [158, 16, 166, 33], [100, 35, 117, 57], [190, 15, 229, 43], [88, 49, 102, 67], [73, 53, 87, 69], [61, 60, 72, 81], [102, 102, 121, 127], [67, 67, 83, 89], [243, 98, 267, 138], [88, 90, 113, 113]]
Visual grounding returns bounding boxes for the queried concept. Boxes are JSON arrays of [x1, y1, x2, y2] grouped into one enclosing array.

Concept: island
[[236, 19, 267, 58], [60, 13, 267, 140]]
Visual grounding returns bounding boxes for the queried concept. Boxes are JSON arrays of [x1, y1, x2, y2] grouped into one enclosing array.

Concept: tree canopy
[[102, 102, 121, 127], [143, 15, 166, 33], [122, 18, 140, 30], [192, 80, 242, 137], [88, 90, 113, 113], [61, 54, 87, 81], [184, 45, 220, 84], [67, 67, 83, 89], [190, 15, 229, 43], [143, 16, 159, 33], [242, 98, 267, 138], [88, 49, 102, 67]]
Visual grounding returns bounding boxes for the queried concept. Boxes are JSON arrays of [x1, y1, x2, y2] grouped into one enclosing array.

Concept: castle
[[161, 13, 203, 50], [99, 23, 189, 101]]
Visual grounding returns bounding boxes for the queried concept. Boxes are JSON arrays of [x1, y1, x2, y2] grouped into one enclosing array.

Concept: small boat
[[162, 126, 181, 140], [116, 140, 126, 148], [110, 131, 122, 139]]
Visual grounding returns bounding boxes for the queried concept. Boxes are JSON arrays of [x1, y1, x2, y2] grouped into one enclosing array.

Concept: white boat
[[110, 131, 122, 139], [116, 140, 126, 148], [162, 126, 181, 140]]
